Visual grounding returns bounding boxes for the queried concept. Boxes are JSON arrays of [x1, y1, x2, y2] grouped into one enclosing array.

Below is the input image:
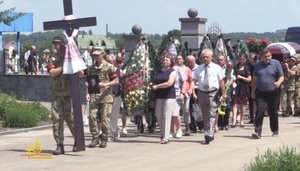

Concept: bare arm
[[154, 71, 176, 89], [241, 75, 252, 83], [49, 67, 63, 78], [274, 76, 284, 88], [219, 79, 225, 98], [78, 70, 84, 78], [251, 76, 257, 99]]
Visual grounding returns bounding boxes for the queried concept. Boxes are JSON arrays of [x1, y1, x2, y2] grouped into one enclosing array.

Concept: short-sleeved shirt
[[50, 53, 71, 97], [193, 62, 224, 91], [89, 61, 117, 103], [222, 65, 235, 83], [253, 59, 284, 92], [173, 66, 186, 92], [181, 65, 192, 93]]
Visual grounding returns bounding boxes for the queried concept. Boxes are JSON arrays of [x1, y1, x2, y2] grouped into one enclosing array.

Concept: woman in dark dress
[[232, 53, 252, 127]]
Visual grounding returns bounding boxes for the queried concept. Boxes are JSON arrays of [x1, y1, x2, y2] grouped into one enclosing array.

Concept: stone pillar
[[123, 25, 142, 60], [179, 8, 207, 55]]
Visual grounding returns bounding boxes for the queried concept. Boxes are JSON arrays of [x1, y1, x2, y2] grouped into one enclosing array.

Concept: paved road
[[0, 102, 300, 171]]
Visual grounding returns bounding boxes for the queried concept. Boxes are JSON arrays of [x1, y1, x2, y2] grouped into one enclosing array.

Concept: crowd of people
[[46, 34, 300, 154]]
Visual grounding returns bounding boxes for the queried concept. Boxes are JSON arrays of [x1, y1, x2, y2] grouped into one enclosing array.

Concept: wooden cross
[[43, 0, 97, 152]]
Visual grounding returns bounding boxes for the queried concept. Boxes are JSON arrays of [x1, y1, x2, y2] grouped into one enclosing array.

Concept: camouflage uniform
[[281, 64, 297, 116], [88, 61, 116, 141], [293, 54, 300, 116], [49, 53, 75, 145]]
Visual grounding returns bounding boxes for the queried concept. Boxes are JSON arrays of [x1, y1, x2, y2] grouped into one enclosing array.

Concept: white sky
[[1, 0, 300, 34]]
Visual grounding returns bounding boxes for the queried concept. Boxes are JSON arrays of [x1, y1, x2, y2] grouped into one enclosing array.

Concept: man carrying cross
[[44, 0, 97, 153], [48, 36, 84, 155]]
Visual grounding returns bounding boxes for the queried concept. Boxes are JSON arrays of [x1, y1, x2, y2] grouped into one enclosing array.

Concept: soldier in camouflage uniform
[[293, 54, 300, 116], [87, 50, 118, 148], [47, 36, 84, 155], [280, 56, 297, 117]]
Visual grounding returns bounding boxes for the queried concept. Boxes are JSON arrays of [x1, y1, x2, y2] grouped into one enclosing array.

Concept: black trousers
[[254, 89, 279, 135], [217, 88, 232, 127], [248, 86, 254, 122]]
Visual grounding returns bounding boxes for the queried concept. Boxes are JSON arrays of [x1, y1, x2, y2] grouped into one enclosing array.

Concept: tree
[[158, 29, 181, 55], [0, 1, 25, 25]]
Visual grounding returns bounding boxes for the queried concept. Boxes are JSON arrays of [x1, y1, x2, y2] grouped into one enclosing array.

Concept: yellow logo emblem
[[21, 140, 53, 159]]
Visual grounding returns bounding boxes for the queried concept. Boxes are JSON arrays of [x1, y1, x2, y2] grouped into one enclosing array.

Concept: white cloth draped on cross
[[62, 15, 87, 74]]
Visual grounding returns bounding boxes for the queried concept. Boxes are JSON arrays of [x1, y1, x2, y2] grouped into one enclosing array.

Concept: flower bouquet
[[245, 38, 270, 54], [124, 42, 152, 116]]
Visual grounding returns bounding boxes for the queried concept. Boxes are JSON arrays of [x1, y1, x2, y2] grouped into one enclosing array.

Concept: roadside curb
[[0, 125, 52, 136]]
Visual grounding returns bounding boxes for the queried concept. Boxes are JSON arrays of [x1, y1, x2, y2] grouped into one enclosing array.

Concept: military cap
[[292, 53, 300, 61], [92, 50, 106, 55], [52, 36, 65, 44]]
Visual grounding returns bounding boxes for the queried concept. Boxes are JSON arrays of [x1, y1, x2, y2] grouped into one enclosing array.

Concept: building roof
[[77, 34, 117, 52], [2, 41, 17, 49]]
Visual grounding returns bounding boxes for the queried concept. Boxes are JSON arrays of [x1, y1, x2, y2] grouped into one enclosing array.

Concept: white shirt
[[82, 50, 93, 66], [193, 62, 224, 91], [24, 50, 30, 61], [221, 65, 235, 82]]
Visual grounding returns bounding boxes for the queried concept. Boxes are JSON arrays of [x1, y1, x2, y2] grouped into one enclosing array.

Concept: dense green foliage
[[0, 1, 25, 26], [244, 145, 300, 171], [0, 93, 50, 128]]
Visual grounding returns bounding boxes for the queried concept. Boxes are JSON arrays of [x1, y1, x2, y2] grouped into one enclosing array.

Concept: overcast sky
[[2, 0, 300, 35]]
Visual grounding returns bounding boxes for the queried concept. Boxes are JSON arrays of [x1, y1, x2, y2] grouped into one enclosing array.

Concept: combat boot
[[282, 111, 289, 117], [88, 138, 99, 148], [53, 144, 65, 155], [99, 140, 107, 148], [293, 110, 299, 117]]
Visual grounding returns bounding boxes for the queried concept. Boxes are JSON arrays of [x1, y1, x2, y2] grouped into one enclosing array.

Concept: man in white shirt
[[191, 49, 225, 144], [217, 55, 235, 131]]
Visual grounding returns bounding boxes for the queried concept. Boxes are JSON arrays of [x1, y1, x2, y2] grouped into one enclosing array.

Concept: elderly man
[[251, 48, 284, 139], [217, 55, 235, 131], [191, 49, 225, 144]]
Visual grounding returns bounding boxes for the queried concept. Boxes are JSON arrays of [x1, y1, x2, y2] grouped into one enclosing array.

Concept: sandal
[[161, 139, 169, 144]]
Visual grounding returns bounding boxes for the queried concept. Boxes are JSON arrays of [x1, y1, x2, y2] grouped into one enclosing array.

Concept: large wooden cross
[[43, 0, 97, 152]]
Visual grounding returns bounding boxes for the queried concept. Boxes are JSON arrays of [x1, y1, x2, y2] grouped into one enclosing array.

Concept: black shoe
[[293, 112, 299, 117], [219, 126, 224, 130], [252, 132, 261, 139], [204, 135, 214, 144], [199, 129, 205, 133], [272, 131, 279, 137], [224, 125, 229, 130], [53, 144, 65, 155], [99, 140, 107, 148], [89, 138, 99, 148], [148, 128, 155, 133], [190, 130, 197, 133], [282, 112, 289, 117], [247, 120, 254, 124], [282, 114, 289, 117]]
